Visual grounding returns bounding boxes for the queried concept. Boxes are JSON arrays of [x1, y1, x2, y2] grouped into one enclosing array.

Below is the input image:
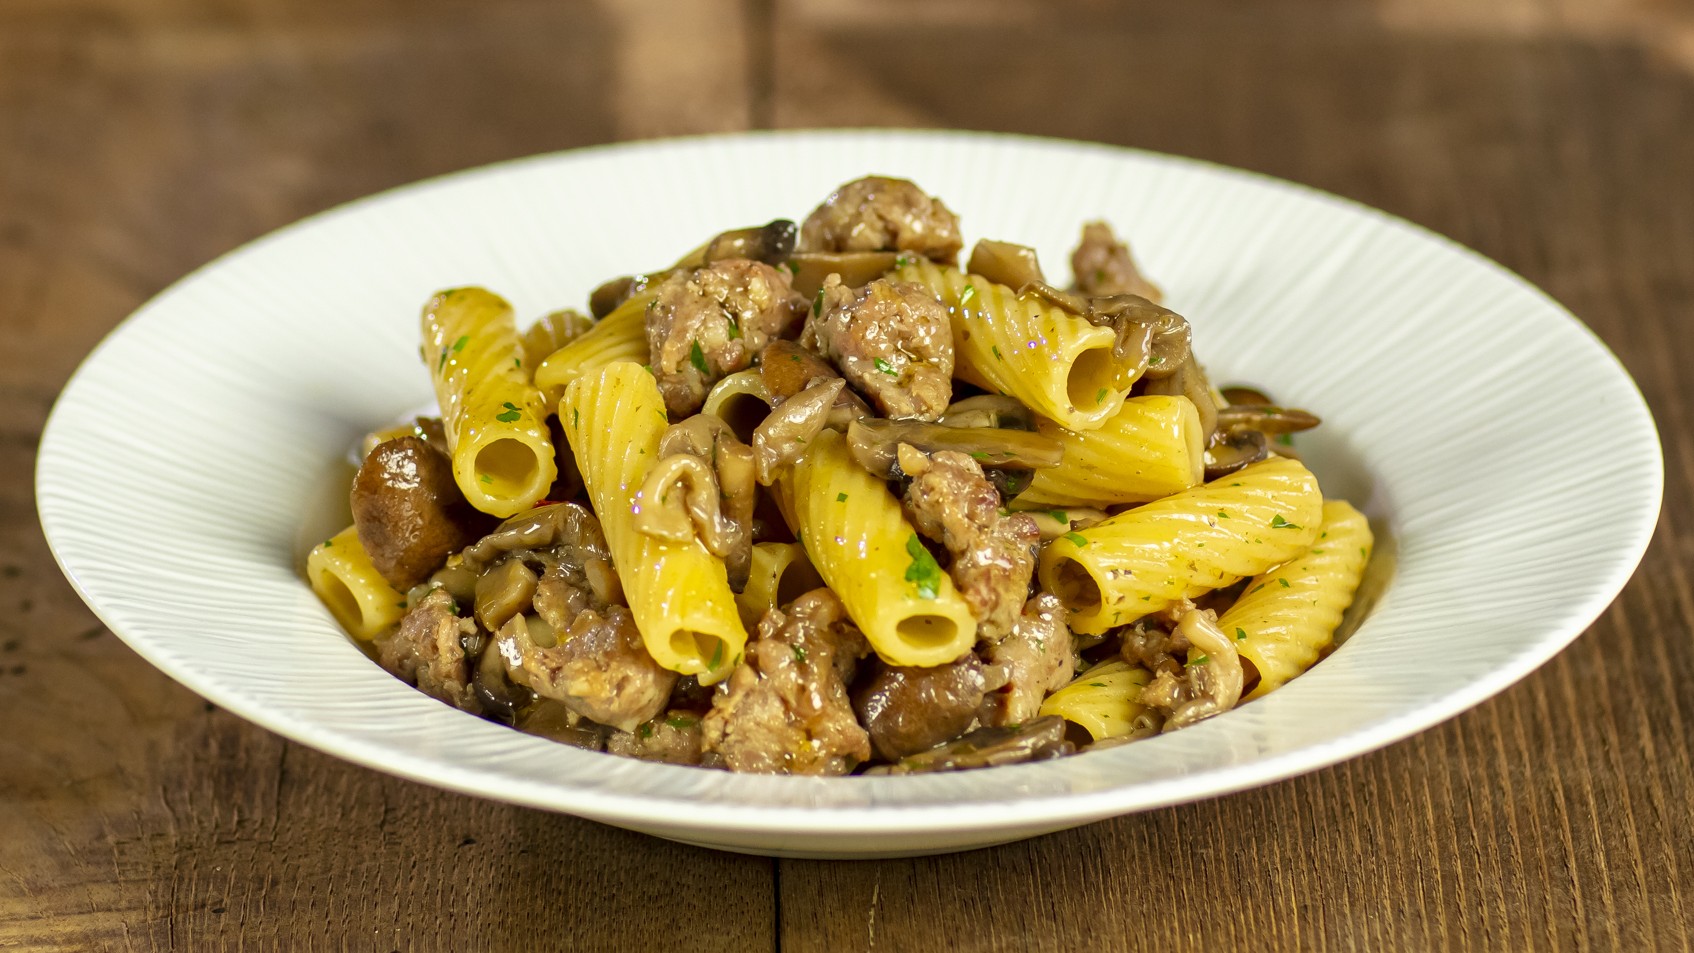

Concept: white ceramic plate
[[37, 131, 1661, 858]]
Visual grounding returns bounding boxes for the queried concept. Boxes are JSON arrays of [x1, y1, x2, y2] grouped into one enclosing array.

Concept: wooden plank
[[772, 2, 1694, 951], [0, 1, 771, 950]]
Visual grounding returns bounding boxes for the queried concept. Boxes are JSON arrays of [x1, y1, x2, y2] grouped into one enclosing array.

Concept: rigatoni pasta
[[306, 527, 407, 641], [421, 287, 558, 517], [1038, 660, 1155, 742], [532, 291, 654, 396], [1017, 394, 1204, 508]]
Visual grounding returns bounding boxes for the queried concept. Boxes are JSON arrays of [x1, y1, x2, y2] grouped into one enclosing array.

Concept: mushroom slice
[[1020, 283, 1192, 378], [753, 377, 844, 486], [846, 418, 1064, 480], [1137, 608, 1244, 732], [783, 251, 900, 299], [699, 218, 798, 267], [966, 239, 1045, 291], [868, 716, 1074, 774], [936, 394, 1038, 432], [759, 339, 839, 401], [635, 416, 756, 588], [1214, 403, 1322, 437], [1203, 428, 1269, 481]]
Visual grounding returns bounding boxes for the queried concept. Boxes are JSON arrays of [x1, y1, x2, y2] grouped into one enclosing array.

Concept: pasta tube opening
[[774, 557, 825, 607], [1047, 557, 1104, 615], [305, 527, 406, 641], [702, 369, 772, 444], [1065, 346, 1123, 413], [472, 438, 547, 502], [895, 614, 965, 653]]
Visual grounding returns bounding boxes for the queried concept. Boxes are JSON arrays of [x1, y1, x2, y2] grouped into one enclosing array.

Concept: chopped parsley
[[480, 474, 493, 484], [904, 534, 943, 599], [784, 261, 800, 275], [637, 723, 653, 739], [665, 714, 697, 730], [1089, 682, 1107, 688], [1148, 355, 1164, 367], [571, 408, 580, 428], [1217, 510, 1230, 519], [513, 357, 521, 369], [1276, 433, 1294, 446], [970, 451, 990, 461], [813, 288, 825, 314], [836, 492, 848, 502], [437, 349, 449, 372], [1270, 514, 1301, 529], [1096, 387, 1109, 405], [452, 334, 469, 353], [874, 357, 899, 377], [1049, 509, 1068, 524], [1279, 578, 1291, 588], [791, 644, 809, 664], [894, 253, 916, 269], [960, 284, 977, 304], [1063, 531, 1089, 548], [1235, 628, 1248, 641], [709, 639, 725, 670], [725, 315, 741, 340], [322, 538, 334, 548], [495, 401, 522, 423], [1187, 654, 1210, 667], [689, 341, 710, 376], [991, 345, 1004, 361]]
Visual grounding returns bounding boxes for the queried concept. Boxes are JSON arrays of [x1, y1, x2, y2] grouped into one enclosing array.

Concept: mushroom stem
[[845, 419, 1064, 479]]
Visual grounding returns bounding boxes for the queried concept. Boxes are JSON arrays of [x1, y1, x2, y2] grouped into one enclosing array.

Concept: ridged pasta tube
[[562, 362, 748, 682], [421, 287, 558, 517], [701, 368, 772, 444], [735, 542, 825, 629], [1017, 395, 1204, 508], [521, 308, 594, 371], [895, 258, 1125, 431], [1221, 500, 1374, 699], [779, 428, 977, 666], [1038, 660, 1154, 741], [533, 291, 654, 396], [306, 526, 407, 640], [1039, 456, 1323, 634]]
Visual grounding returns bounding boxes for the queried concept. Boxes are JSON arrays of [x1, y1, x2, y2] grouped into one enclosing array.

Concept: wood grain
[[3, 0, 1692, 949]]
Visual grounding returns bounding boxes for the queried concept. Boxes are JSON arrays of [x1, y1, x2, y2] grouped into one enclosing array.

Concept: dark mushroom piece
[[965, 239, 1046, 291], [1141, 359, 1220, 440], [1203, 428, 1269, 481], [757, 340, 871, 431], [1214, 403, 1322, 437], [635, 416, 757, 588], [782, 251, 900, 299], [351, 436, 495, 591], [752, 377, 844, 486], [471, 636, 533, 723], [936, 394, 1038, 432], [853, 655, 990, 762], [866, 716, 1074, 775], [845, 418, 1064, 480], [473, 557, 539, 632], [1023, 284, 1191, 380]]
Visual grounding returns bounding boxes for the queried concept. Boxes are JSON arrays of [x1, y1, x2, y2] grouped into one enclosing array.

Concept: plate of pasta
[[37, 130, 1660, 857]]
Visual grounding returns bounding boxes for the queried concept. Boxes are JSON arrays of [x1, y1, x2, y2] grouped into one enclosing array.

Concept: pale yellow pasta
[[1017, 395, 1204, 508], [779, 428, 977, 666], [735, 542, 826, 630], [306, 527, 406, 641], [1039, 456, 1323, 634], [701, 368, 772, 444], [1038, 660, 1154, 741], [521, 308, 594, 371], [896, 258, 1125, 431], [421, 287, 558, 517], [562, 361, 747, 682], [533, 291, 655, 395], [1221, 500, 1374, 700]]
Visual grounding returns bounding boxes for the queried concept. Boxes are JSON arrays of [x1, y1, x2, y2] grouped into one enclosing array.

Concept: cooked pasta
[[1222, 500, 1374, 699], [1039, 456, 1324, 634], [895, 258, 1125, 431], [306, 527, 407, 641], [532, 291, 654, 396], [1017, 394, 1204, 508], [563, 361, 748, 682], [779, 428, 978, 666], [421, 287, 558, 517], [1038, 660, 1155, 741], [735, 541, 825, 629], [309, 174, 1373, 776]]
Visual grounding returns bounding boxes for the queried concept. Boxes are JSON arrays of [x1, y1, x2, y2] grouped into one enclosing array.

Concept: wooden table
[[4, 0, 1691, 948]]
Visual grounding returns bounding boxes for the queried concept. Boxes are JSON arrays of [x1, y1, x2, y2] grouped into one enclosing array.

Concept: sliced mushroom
[[473, 557, 539, 632], [845, 418, 1063, 479], [635, 417, 756, 588], [1021, 507, 1109, 541], [472, 635, 533, 723], [783, 251, 900, 299], [867, 716, 1073, 774], [1203, 428, 1269, 480], [752, 377, 844, 486], [1136, 608, 1244, 732], [936, 394, 1037, 432], [1214, 403, 1322, 437], [966, 239, 1045, 291], [759, 339, 839, 402]]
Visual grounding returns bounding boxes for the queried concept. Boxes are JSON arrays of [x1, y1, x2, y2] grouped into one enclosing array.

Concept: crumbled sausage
[[979, 594, 1074, 727], [646, 259, 806, 417], [497, 608, 676, 733], [606, 710, 706, 765], [799, 176, 964, 263], [900, 447, 1039, 642], [802, 275, 953, 421], [376, 588, 481, 712], [1071, 221, 1162, 302], [702, 590, 870, 775]]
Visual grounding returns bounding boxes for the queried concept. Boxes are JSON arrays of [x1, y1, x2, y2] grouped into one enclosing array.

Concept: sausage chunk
[[496, 607, 676, 732], [1071, 221, 1162, 302], [376, 588, 481, 712], [351, 436, 491, 591], [853, 653, 988, 762], [900, 447, 1039, 643], [645, 259, 806, 417], [702, 590, 870, 775], [978, 594, 1074, 727], [606, 711, 706, 765], [799, 176, 964, 263], [803, 275, 953, 421]]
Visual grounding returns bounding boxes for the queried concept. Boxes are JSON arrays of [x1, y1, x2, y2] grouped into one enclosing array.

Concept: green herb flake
[[452, 335, 469, 353], [495, 401, 522, 423], [1148, 355, 1164, 366], [395, 600, 408, 609], [836, 492, 848, 502], [725, 315, 741, 340], [1188, 654, 1210, 667], [572, 408, 580, 428], [1095, 387, 1109, 405], [784, 261, 800, 275], [874, 357, 899, 377], [1360, 546, 1368, 557], [665, 714, 697, 730], [970, 451, 990, 461], [322, 538, 334, 548], [791, 645, 809, 664], [1063, 531, 1089, 548], [1276, 433, 1295, 446], [480, 474, 493, 484], [1235, 628, 1248, 641], [960, 284, 977, 304], [991, 345, 1004, 361], [1049, 510, 1068, 524], [813, 288, 825, 315], [1089, 682, 1107, 688], [513, 357, 522, 369], [638, 723, 653, 739], [1279, 578, 1291, 588], [1310, 548, 1325, 554], [689, 341, 710, 376], [437, 350, 449, 372], [904, 534, 943, 600], [1270, 514, 1301, 530], [1217, 510, 1230, 519], [895, 253, 916, 269], [709, 640, 725, 670]]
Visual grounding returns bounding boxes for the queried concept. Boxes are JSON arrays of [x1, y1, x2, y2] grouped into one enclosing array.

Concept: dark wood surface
[[3, 0, 1691, 949]]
